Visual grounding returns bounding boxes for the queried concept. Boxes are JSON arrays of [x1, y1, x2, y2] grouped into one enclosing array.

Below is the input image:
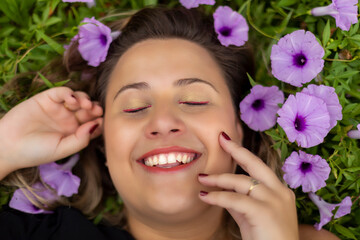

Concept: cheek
[[103, 118, 140, 185], [187, 109, 238, 174]]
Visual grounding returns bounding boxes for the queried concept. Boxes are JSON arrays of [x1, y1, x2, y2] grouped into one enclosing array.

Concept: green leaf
[[280, 142, 288, 161], [323, 20, 330, 47], [41, 3, 51, 23], [346, 167, 360, 173], [273, 141, 282, 150], [349, 34, 360, 42], [327, 71, 359, 80], [326, 40, 340, 50], [265, 129, 282, 141], [0, 0, 24, 26], [0, 26, 16, 37], [130, 0, 140, 9], [38, 72, 54, 88], [277, 0, 297, 7], [349, 22, 360, 36], [35, 30, 64, 55], [45, 17, 62, 27], [343, 103, 358, 114], [54, 79, 70, 87], [275, 10, 293, 34], [334, 224, 357, 240], [246, 72, 257, 87], [143, 0, 158, 6]]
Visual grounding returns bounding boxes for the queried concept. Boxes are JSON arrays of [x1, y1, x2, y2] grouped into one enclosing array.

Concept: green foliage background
[[0, 0, 359, 239]]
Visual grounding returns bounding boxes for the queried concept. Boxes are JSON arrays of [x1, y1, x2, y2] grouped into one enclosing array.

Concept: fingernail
[[221, 132, 231, 141], [198, 173, 208, 177], [89, 124, 99, 134], [199, 191, 208, 196]]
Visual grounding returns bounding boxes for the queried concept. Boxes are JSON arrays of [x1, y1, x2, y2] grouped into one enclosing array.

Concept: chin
[[143, 188, 205, 219]]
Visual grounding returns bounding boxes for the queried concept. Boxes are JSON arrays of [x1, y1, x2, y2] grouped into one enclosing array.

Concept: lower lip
[[137, 155, 201, 173]]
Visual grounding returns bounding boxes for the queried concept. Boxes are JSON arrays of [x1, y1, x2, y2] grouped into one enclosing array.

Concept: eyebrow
[[113, 78, 218, 101]]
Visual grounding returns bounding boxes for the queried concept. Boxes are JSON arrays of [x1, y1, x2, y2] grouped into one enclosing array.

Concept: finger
[[74, 102, 103, 124], [198, 173, 274, 200], [219, 132, 283, 190], [45, 87, 76, 104], [72, 91, 93, 110], [199, 190, 264, 226], [53, 117, 103, 159]]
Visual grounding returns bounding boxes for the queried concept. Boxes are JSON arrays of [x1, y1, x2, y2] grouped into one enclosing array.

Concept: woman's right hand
[[0, 87, 103, 179]]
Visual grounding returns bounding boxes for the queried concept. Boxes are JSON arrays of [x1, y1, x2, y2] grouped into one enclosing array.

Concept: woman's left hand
[[198, 132, 299, 240]]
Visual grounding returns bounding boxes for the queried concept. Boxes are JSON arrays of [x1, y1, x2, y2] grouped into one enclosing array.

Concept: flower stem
[[246, 1, 279, 40], [325, 56, 359, 62]]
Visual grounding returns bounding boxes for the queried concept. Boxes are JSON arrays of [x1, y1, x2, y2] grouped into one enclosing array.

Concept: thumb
[[54, 118, 103, 159]]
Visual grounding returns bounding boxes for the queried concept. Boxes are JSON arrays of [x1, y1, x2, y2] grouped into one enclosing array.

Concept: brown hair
[[2, 6, 282, 239]]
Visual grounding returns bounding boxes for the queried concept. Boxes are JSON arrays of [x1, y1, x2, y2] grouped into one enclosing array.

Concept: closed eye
[[123, 105, 151, 113], [179, 101, 209, 105]]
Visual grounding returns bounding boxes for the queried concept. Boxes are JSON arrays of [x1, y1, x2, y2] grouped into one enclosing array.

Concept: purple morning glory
[[311, 0, 358, 31], [62, 0, 95, 6], [63, 0, 92, 1], [239, 85, 284, 131], [78, 17, 113, 67], [277, 92, 330, 148], [213, 6, 249, 47], [179, 0, 215, 9], [301, 84, 342, 130], [282, 151, 330, 193], [39, 154, 81, 197], [9, 182, 57, 214], [347, 124, 360, 139], [309, 192, 352, 230], [270, 30, 325, 87]]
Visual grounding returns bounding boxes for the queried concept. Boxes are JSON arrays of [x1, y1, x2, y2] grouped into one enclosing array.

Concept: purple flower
[[9, 182, 57, 214], [347, 124, 360, 139], [239, 85, 284, 131], [39, 154, 81, 197], [270, 30, 325, 87], [63, 0, 93, 2], [301, 84, 342, 130], [179, 0, 215, 9], [309, 192, 352, 230], [311, 0, 358, 31], [213, 6, 249, 47], [62, 0, 95, 6], [78, 17, 113, 67], [277, 92, 330, 148], [282, 151, 330, 192]]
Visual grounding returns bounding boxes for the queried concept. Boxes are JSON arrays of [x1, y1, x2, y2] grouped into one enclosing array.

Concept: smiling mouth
[[142, 152, 201, 168]]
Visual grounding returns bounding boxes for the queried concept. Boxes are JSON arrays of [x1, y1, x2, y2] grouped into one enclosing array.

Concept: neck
[[127, 205, 226, 240]]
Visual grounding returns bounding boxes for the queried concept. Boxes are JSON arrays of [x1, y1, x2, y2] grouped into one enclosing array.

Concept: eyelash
[[123, 101, 209, 113], [123, 105, 152, 113], [178, 101, 209, 105]]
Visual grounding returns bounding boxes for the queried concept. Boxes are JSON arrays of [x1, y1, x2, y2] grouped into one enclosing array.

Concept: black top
[[0, 205, 135, 240]]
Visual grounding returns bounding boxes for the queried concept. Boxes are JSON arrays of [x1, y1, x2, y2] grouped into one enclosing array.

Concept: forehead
[[107, 38, 225, 88]]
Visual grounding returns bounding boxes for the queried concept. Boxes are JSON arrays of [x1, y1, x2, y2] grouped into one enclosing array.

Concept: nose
[[144, 106, 186, 139]]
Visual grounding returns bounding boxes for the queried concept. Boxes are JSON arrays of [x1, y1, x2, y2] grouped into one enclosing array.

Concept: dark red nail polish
[[89, 124, 99, 134], [221, 132, 231, 140], [199, 191, 208, 196], [198, 173, 208, 177]]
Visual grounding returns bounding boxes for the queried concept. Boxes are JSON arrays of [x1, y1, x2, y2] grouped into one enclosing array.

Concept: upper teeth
[[144, 152, 196, 167]]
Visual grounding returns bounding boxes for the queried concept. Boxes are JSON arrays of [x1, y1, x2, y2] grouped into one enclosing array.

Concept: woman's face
[[104, 39, 242, 222]]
